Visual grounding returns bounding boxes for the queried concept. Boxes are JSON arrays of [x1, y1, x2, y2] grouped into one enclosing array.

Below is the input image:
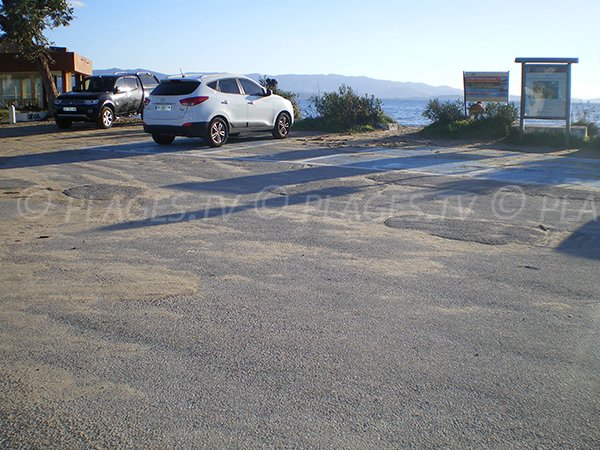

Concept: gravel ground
[[1, 122, 599, 448]]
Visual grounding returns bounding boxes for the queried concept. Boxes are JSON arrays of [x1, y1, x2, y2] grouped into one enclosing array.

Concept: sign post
[[515, 57, 578, 145]]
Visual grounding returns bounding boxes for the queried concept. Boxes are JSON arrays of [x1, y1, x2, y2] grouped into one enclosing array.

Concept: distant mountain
[[246, 73, 462, 99], [95, 68, 461, 99]]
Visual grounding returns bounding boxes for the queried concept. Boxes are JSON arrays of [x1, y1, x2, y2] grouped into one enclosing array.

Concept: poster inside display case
[[523, 64, 568, 119]]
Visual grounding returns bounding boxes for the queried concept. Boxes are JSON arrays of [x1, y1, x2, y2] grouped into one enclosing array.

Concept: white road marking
[[77, 139, 600, 191], [299, 153, 364, 163]]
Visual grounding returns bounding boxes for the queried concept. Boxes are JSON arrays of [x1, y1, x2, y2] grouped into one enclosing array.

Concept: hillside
[[247, 73, 462, 99], [94, 68, 461, 99]]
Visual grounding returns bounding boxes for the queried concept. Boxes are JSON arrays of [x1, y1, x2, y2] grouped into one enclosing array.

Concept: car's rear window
[[151, 80, 200, 96]]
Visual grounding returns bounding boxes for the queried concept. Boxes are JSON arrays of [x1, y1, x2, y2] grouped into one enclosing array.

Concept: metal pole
[[463, 72, 468, 117], [9, 104, 17, 124], [565, 63, 572, 147], [519, 63, 526, 142], [506, 71, 510, 106]]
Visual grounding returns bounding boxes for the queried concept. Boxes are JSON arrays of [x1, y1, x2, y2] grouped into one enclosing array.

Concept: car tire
[[152, 134, 175, 145], [55, 118, 72, 129], [272, 112, 291, 139], [98, 106, 115, 129], [206, 117, 228, 147]]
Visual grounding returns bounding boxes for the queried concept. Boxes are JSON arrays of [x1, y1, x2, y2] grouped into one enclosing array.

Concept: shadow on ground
[[556, 219, 600, 260], [0, 120, 145, 138], [0, 141, 190, 169], [96, 185, 364, 231]]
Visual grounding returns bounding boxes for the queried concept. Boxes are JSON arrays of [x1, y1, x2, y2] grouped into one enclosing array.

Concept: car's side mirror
[[265, 89, 273, 96], [114, 86, 123, 94]]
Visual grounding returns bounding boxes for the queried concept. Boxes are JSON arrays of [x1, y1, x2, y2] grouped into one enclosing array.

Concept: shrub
[[421, 100, 518, 139], [505, 128, 590, 148], [422, 99, 464, 124], [307, 84, 394, 132], [482, 102, 518, 125], [259, 76, 302, 120], [572, 102, 599, 138], [480, 102, 518, 136]]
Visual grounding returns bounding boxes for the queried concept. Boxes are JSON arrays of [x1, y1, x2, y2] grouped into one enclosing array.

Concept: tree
[[0, 0, 74, 112], [258, 76, 278, 92], [258, 75, 302, 120]]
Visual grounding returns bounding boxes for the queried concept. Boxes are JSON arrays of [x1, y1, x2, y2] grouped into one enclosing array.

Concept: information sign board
[[523, 64, 568, 119], [463, 72, 509, 103]]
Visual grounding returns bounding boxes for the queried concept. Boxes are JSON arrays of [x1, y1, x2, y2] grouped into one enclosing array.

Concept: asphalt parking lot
[[1, 122, 599, 447]]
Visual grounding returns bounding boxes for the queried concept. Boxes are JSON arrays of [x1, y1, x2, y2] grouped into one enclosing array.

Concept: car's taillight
[[143, 97, 151, 106], [179, 96, 209, 107]]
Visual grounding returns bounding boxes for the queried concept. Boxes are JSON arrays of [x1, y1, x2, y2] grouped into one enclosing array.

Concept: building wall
[[0, 48, 93, 110], [0, 48, 93, 75], [0, 73, 45, 109]]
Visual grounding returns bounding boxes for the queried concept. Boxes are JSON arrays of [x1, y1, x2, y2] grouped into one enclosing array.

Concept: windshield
[[82, 77, 116, 92]]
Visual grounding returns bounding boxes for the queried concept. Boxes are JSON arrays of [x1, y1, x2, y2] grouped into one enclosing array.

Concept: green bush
[[589, 137, 600, 149], [501, 104, 599, 149], [422, 100, 518, 139], [505, 128, 597, 149], [308, 84, 394, 132], [572, 102, 599, 138], [422, 99, 464, 124], [482, 102, 518, 124], [259, 76, 302, 120]]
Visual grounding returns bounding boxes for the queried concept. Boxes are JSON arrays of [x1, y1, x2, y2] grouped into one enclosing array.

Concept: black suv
[[53, 72, 160, 129]]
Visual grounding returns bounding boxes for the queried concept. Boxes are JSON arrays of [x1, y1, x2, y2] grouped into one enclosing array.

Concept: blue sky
[[48, 0, 600, 98]]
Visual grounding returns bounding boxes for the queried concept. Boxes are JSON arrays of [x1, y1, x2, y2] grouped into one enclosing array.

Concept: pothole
[[384, 214, 546, 245], [63, 184, 144, 201]]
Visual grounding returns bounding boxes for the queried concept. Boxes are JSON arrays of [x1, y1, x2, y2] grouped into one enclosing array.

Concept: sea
[[297, 98, 600, 127]]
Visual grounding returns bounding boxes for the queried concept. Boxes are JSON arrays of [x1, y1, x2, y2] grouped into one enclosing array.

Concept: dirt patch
[[204, 237, 446, 278], [0, 178, 37, 191], [0, 121, 149, 156], [0, 251, 198, 303], [293, 127, 600, 160]]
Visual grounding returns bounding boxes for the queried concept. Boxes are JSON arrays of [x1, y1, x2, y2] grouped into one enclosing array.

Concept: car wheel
[[152, 134, 175, 145], [272, 112, 291, 139], [55, 118, 72, 129], [98, 106, 115, 129], [206, 117, 228, 147]]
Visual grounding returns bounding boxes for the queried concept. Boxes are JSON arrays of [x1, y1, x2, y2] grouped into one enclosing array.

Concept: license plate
[[63, 106, 77, 112], [156, 104, 172, 111]]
